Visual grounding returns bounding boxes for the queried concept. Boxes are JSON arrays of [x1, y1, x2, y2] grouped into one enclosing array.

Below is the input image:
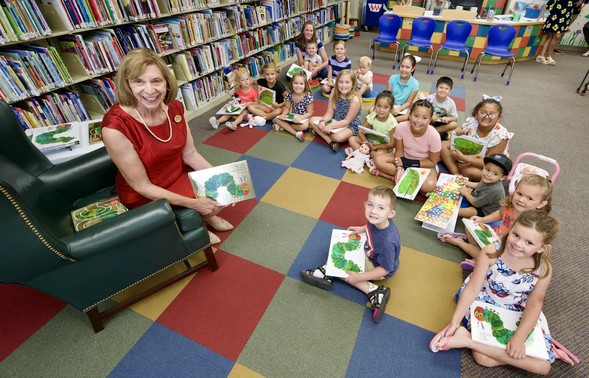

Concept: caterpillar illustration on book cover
[[188, 161, 256, 206]]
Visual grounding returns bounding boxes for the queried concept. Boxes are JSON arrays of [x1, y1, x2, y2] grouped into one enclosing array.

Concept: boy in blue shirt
[[300, 186, 401, 323]]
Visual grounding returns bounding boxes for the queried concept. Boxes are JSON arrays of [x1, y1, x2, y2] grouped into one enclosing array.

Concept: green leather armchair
[[0, 101, 217, 332]]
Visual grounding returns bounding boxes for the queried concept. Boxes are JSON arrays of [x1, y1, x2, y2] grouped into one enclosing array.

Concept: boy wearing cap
[[458, 153, 512, 218]]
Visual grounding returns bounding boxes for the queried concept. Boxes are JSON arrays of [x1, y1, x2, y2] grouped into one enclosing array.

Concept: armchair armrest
[[38, 148, 118, 202], [63, 200, 176, 260]]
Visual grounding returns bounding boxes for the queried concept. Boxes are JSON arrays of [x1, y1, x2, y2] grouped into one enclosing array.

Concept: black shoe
[[300, 266, 333, 290], [330, 142, 340, 152], [441, 132, 449, 141], [368, 286, 391, 323]]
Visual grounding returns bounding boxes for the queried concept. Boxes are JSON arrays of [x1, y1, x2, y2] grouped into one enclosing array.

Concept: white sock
[[368, 282, 378, 293], [312, 265, 326, 278]]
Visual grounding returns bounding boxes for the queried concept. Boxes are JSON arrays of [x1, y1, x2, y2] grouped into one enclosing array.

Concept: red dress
[[102, 100, 193, 209]]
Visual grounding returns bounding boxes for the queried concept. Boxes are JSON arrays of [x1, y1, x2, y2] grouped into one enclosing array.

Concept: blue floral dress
[[333, 97, 361, 135], [459, 256, 556, 362]]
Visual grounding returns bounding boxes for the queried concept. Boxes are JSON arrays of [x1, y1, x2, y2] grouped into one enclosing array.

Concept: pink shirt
[[235, 87, 259, 103], [394, 121, 442, 161]]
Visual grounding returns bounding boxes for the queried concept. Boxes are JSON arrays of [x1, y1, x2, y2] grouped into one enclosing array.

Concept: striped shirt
[[328, 55, 351, 79]]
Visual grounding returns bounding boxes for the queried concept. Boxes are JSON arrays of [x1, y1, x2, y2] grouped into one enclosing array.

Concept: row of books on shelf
[[180, 72, 224, 111], [12, 90, 90, 130], [1, 0, 51, 44]]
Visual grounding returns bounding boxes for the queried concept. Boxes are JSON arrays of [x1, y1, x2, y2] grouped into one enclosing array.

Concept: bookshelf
[[0, 0, 349, 135]]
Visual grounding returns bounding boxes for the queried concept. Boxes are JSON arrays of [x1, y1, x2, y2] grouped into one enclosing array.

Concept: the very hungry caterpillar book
[[324, 229, 366, 278], [188, 161, 256, 206]]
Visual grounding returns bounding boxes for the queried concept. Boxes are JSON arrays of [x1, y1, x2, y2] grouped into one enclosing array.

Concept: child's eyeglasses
[[477, 111, 499, 119]]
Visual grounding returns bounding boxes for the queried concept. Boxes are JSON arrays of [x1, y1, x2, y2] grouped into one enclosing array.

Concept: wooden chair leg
[[204, 246, 218, 271], [87, 307, 104, 333]]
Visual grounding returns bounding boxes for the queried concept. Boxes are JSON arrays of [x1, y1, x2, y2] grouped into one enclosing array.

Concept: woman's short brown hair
[[115, 48, 178, 106]]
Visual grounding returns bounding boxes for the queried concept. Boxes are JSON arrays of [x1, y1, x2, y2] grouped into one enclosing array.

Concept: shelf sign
[[368, 3, 383, 12]]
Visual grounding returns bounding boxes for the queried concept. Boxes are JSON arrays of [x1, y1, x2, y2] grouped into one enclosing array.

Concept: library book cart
[[1, 0, 349, 161]]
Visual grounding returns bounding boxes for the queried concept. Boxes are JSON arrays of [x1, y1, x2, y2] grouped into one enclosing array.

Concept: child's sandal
[[371, 168, 380, 177]]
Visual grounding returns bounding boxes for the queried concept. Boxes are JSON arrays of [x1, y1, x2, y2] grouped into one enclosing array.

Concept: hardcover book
[[393, 168, 431, 200], [286, 63, 311, 80], [188, 161, 256, 206], [71, 196, 128, 231], [450, 133, 488, 160], [462, 218, 501, 249], [358, 125, 390, 144], [258, 85, 275, 108], [283, 113, 308, 124], [415, 173, 468, 229], [25, 122, 81, 151], [216, 102, 246, 115], [470, 300, 549, 361], [324, 229, 366, 278]]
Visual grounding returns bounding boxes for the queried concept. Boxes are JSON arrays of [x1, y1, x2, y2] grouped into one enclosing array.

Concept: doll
[[342, 143, 372, 174]]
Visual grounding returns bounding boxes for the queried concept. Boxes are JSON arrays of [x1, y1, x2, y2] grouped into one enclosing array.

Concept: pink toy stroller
[[507, 152, 560, 195]]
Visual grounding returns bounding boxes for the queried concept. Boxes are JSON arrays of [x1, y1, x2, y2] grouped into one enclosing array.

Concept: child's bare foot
[[436, 326, 471, 351], [438, 233, 468, 246]]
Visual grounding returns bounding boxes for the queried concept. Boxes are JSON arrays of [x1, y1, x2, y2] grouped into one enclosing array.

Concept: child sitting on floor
[[209, 68, 256, 130], [321, 40, 352, 94], [249, 62, 287, 122], [459, 153, 512, 219], [300, 185, 400, 324], [303, 41, 323, 75], [427, 76, 459, 141], [355, 56, 374, 97]]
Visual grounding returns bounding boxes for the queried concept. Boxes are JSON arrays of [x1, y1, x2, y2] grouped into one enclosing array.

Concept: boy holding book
[[458, 153, 512, 218], [300, 186, 401, 323]]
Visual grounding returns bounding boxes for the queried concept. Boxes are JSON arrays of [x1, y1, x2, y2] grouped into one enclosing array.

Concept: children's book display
[[216, 101, 246, 115], [358, 125, 390, 144], [188, 161, 256, 206], [393, 168, 431, 200], [450, 133, 488, 160], [25, 123, 81, 151], [87, 120, 102, 144], [470, 300, 549, 361], [284, 113, 308, 124], [415, 173, 468, 231], [258, 86, 275, 108], [463, 219, 501, 249], [324, 229, 366, 278], [71, 197, 128, 231], [286, 63, 312, 81]]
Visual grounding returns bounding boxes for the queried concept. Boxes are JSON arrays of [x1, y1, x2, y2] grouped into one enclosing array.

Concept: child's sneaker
[[300, 266, 332, 290], [295, 130, 304, 142], [368, 285, 391, 323], [535, 55, 546, 64], [209, 117, 219, 130], [544, 57, 556, 66], [225, 121, 237, 131]]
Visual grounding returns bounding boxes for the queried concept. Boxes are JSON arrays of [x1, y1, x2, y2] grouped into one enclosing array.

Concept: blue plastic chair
[[369, 14, 402, 63], [431, 20, 472, 78], [399, 17, 437, 72], [471, 24, 516, 85]]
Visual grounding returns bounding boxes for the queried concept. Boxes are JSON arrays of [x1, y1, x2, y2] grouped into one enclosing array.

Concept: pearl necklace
[[134, 106, 172, 143]]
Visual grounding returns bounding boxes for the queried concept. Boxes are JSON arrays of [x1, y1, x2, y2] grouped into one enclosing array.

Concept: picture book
[[463, 219, 501, 249], [358, 125, 390, 144], [470, 301, 549, 361], [324, 229, 366, 278], [283, 113, 308, 124], [415, 174, 468, 229], [393, 168, 431, 200], [286, 63, 311, 81], [188, 161, 256, 206], [216, 102, 246, 115], [25, 122, 81, 151], [87, 120, 102, 144], [450, 133, 488, 160], [258, 85, 275, 108], [71, 197, 128, 231]]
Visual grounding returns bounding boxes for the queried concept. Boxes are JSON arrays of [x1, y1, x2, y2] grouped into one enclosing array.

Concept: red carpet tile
[[214, 199, 259, 244], [453, 97, 466, 112], [373, 72, 390, 86], [0, 285, 65, 361], [157, 250, 284, 361], [319, 182, 370, 228], [204, 127, 267, 154], [313, 99, 329, 115]]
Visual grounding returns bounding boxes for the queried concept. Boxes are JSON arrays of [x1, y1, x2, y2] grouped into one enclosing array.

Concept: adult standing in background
[[536, 0, 576, 65], [295, 21, 329, 79], [102, 48, 232, 244]]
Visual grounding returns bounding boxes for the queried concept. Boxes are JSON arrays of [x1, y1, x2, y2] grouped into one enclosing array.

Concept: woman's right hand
[[193, 197, 222, 215]]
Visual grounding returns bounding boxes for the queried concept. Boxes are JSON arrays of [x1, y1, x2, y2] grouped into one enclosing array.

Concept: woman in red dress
[[102, 48, 231, 244]]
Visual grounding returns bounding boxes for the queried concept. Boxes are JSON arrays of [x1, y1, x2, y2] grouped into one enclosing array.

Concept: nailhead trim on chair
[[1, 186, 77, 263]]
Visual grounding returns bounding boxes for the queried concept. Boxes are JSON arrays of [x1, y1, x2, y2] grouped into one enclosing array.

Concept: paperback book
[[470, 301, 549, 361], [324, 229, 366, 278], [25, 123, 81, 151], [258, 85, 275, 108], [358, 125, 390, 144], [415, 173, 468, 229], [71, 197, 128, 231], [216, 102, 246, 115], [462, 218, 501, 249], [283, 113, 308, 124], [286, 63, 311, 81], [393, 168, 431, 200], [188, 161, 256, 206]]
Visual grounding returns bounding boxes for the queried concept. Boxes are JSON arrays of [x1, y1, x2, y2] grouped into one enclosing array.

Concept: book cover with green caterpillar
[[188, 161, 256, 206], [450, 133, 488, 159], [324, 229, 366, 278], [470, 300, 549, 361], [462, 218, 500, 249], [393, 167, 431, 200], [258, 85, 275, 109]]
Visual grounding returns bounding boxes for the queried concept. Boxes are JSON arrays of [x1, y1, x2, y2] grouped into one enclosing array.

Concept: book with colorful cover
[[216, 102, 246, 115], [393, 168, 431, 200], [470, 300, 549, 361], [463, 218, 501, 249], [25, 122, 81, 151], [415, 174, 468, 229], [450, 133, 488, 160], [286, 63, 311, 80], [87, 120, 102, 144], [324, 229, 366, 278], [71, 196, 128, 231], [188, 161, 256, 206], [258, 85, 275, 108], [358, 125, 390, 144]]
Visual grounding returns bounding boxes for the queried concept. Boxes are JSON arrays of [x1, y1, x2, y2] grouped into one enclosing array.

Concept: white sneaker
[[209, 116, 218, 129], [535, 55, 546, 63], [583, 50, 589, 57], [543, 57, 556, 66], [225, 121, 237, 131]]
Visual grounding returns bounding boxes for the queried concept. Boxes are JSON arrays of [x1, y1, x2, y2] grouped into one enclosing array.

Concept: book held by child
[[462, 218, 501, 249], [188, 161, 256, 206], [324, 229, 366, 278], [450, 133, 488, 160], [393, 168, 431, 200]]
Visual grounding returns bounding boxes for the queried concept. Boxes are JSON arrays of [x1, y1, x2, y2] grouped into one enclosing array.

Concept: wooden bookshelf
[[0, 0, 348, 138]]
